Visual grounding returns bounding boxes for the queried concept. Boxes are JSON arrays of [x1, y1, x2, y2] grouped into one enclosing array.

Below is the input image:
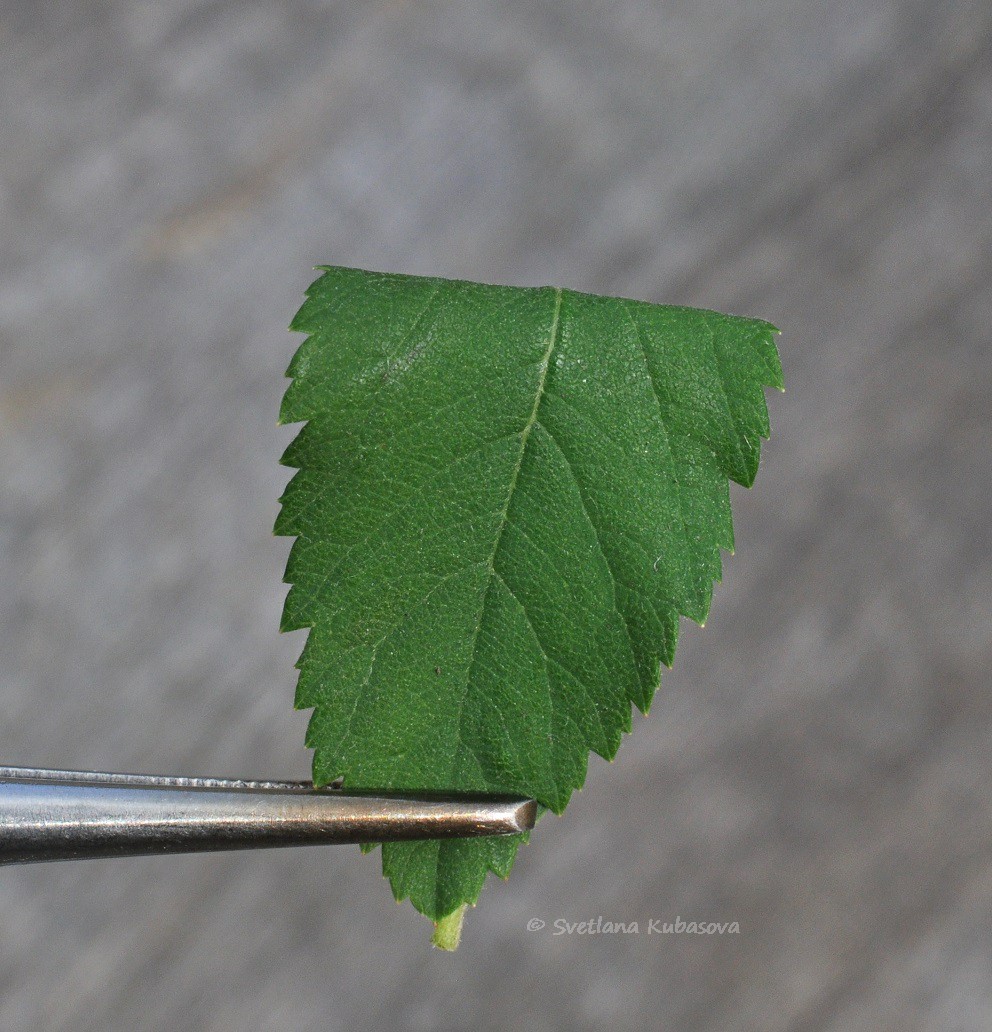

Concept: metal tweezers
[[0, 766, 536, 866]]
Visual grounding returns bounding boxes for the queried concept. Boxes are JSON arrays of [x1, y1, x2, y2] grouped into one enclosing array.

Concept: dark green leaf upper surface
[[276, 267, 782, 920]]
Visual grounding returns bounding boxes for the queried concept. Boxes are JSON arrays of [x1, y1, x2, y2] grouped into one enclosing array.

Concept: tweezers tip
[[510, 798, 538, 833]]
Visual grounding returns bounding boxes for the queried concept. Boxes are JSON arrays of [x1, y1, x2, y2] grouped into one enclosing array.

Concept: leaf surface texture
[[277, 267, 783, 921]]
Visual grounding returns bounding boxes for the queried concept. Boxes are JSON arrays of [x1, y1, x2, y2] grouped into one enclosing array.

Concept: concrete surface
[[0, 1, 990, 1029]]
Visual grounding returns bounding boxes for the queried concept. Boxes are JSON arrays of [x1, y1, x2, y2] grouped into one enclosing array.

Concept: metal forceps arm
[[0, 766, 537, 865]]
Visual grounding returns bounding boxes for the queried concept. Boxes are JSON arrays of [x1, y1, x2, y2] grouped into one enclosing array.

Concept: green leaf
[[276, 266, 782, 931]]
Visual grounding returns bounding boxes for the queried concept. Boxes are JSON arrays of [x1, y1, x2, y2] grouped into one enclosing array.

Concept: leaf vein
[[452, 288, 564, 780], [621, 300, 696, 594]]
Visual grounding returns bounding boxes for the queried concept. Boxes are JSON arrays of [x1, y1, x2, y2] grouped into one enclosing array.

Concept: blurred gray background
[[1, 1, 990, 1029]]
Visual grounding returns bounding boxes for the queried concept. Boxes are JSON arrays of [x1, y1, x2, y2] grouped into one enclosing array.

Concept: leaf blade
[[276, 267, 782, 922]]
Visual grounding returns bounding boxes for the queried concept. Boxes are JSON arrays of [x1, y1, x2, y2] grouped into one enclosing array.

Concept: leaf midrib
[[450, 286, 563, 783]]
